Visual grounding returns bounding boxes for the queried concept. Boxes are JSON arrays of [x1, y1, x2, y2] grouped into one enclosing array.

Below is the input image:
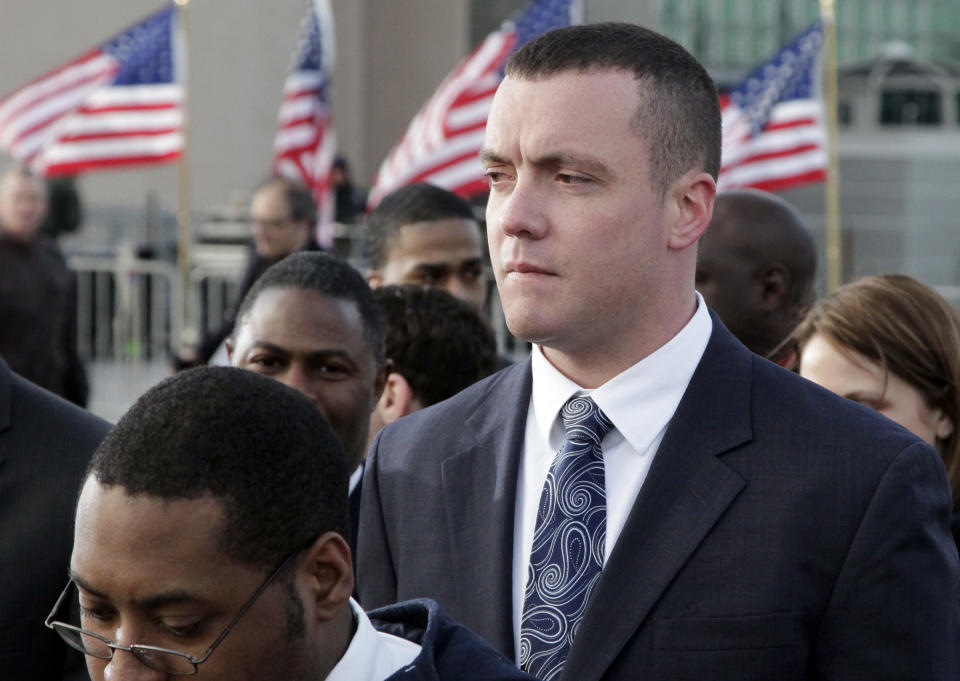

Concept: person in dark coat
[[0, 165, 88, 405], [176, 176, 322, 368], [48, 366, 534, 681], [0, 356, 110, 681]]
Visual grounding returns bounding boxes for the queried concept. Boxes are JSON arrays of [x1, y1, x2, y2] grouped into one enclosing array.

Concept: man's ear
[[225, 338, 234, 364], [757, 264, 791, 311], [667, 171, 717, 251], [299, 531, 354, 622], [366, 271, 384, 289], [372, 360, 391, 407], [376, 372, 417, 424]]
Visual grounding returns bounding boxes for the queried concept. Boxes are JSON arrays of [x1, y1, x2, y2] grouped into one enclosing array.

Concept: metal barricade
[[70, 254, 182, 362]]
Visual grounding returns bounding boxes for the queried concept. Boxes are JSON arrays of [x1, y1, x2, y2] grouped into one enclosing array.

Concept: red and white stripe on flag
[[717, 22, 827, 193], [719, 95, 827, 193], [368, 0, 582, 208], [272, 0, 337, 246], [0, 5, 182, 177]]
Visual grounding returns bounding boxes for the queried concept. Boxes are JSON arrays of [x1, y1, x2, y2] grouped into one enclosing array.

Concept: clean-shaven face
[[481, 69, 669, 358]]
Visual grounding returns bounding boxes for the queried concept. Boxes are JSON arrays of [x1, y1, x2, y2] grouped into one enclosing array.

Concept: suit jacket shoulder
[[0, 360, 111, 681], [357, 360, 531, 656]]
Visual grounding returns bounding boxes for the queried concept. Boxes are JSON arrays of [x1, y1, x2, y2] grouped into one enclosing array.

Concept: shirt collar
[[325, 598, 383, 681], [531, 293, 713, 453]]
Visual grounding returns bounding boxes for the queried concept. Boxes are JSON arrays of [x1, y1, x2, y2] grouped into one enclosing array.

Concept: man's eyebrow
[[71, 572, 109, 600], [71, 571, 211, 610], [246, 341, 290, 355], [479, 149, 609, 176], [528, 152, 610, 176], [479, 149, 509, 165]]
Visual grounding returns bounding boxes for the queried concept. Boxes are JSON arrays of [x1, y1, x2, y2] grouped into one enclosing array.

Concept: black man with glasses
[[48, 366, 534, 681]]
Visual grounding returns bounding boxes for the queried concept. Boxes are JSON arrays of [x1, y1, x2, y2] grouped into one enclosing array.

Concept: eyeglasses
[[44, 550, 301, 676]]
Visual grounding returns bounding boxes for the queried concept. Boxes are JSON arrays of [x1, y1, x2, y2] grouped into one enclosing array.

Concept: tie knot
[[560, 395, 612, 445]]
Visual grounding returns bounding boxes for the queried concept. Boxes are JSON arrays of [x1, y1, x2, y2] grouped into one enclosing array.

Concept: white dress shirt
[[511, 293, 713, 660], [326, 598, 422, 681]]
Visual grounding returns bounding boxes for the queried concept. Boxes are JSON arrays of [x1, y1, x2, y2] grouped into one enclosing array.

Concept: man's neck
[[540, 294, 699, 389]]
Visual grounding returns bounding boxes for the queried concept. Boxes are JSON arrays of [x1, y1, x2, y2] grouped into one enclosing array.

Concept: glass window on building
[[879, 89, 943, 125]]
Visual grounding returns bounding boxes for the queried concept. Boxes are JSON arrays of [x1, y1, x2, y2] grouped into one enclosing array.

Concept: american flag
[[273, 0, 337, 244], [718, 22, 827, 193], [368, 0, 582, 207], [0, 4, 182, 177]]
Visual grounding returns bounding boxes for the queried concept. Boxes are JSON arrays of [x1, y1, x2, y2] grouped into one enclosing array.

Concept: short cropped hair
[[505, 22, 721, 195], [374, 285, 497, 407], [366, 183, 478, 270], [256, 175, 317, 225], [88, 366, 348, 569], [235, 252, 386, 368]]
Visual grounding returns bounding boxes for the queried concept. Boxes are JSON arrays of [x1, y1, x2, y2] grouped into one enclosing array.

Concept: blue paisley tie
[[520, 395, 612, 681]]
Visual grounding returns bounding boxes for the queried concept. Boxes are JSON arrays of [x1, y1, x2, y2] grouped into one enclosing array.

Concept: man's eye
[[461, 266, 483, 282], [484, 170, 512, 186], [557, 173, 589, 185], [248, 355, 283, 370], [80, 605, 115, 623], [319, 363, 348, 374], [160, 619, 204, 638]]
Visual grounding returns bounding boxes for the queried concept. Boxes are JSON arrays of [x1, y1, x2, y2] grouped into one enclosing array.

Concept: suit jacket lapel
[[0, 359, 11, 434], [441, 359, 533, 657], [563, 320, 753, 681]]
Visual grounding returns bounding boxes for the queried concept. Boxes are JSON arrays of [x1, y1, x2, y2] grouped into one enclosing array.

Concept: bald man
[[0, 166, 87, 405], [696, 188, 816, 362]]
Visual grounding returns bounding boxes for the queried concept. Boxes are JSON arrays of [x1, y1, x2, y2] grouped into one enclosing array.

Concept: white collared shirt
[[326, 598, 422, 681], [511, 293, 713, 660]]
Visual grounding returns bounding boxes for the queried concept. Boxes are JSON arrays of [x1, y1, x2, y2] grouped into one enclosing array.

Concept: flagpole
[[174, 0, 192, 351], [820, 0, 842, 293]]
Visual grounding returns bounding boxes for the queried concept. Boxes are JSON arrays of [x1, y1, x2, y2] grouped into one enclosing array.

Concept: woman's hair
[[785, 274, 960, 502]]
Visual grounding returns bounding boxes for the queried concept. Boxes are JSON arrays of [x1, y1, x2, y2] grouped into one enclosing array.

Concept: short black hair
[[374, 285, 497, 407], [256, 175, 317, 225], [235, 252, 386, 368], [88, 366, 348, 569], [505, 22, 721, 194], [366, 183, 478, 270]]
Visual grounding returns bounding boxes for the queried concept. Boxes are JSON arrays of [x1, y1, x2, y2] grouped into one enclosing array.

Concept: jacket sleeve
[[356, 429, 399, 609], [813, 440, 960, 680]]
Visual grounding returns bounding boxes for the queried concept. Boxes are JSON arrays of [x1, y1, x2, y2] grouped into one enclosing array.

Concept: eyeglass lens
[[51, 624, 197, 675]]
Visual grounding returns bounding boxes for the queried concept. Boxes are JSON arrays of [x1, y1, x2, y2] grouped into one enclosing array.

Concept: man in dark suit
[[357, 23, 960, 681], [0, 356, 110, 680]]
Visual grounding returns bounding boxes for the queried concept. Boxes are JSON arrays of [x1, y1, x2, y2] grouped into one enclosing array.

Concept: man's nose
[[102, 648, 168, 681], [280, 364, 320, 404], [492, 178, 547, 240]]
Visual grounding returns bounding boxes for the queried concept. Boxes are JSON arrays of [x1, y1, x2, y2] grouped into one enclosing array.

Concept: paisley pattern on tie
[[520, 395, 612, 681]]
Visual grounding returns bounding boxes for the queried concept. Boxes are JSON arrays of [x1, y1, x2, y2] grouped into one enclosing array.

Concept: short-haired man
[[696, 188, 816, 363], [369, 285, 497, 445], [0, 165, 87, 405], [358, 23, 959, 681], [179, 176, 321, 367], [366, 183, 486, 313], [47, 367, 535, 681], [227, 251, 386, 552]]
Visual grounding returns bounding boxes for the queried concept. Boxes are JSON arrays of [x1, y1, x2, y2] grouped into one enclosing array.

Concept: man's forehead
[[251, 184, 289, 214], [392, 219, 482, 253], [0, 171, 44, 197], [74, 479, 227, 562], [242, 287, 375, 360]]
